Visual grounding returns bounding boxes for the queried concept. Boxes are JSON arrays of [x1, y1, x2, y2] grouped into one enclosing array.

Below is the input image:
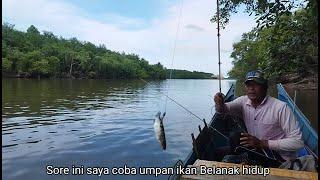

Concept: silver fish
[[154, 111, 166, 150]]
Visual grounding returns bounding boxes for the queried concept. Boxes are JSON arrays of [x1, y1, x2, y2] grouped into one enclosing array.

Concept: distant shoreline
[[4, 76, 316, 90], [2, 76, 235, 80]]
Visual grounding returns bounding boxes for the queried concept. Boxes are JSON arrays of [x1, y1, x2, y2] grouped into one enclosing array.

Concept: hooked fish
[[154, 111, 166, 150]]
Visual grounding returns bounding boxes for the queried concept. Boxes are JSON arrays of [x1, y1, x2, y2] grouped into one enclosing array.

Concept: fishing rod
[[216, 0, 222, 93]]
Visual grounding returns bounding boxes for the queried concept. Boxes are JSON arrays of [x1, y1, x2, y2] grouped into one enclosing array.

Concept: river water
[[2, 79, 317, 180]]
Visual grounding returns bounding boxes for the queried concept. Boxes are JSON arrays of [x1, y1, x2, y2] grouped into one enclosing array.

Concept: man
[[214, 70, 304, 161]]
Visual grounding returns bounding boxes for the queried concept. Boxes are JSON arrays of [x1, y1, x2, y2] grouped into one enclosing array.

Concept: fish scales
[[154, 112, 166, 150]]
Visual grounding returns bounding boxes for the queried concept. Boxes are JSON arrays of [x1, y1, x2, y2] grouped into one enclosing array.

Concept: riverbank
[[280, 74, 318, 90], [2, 72, 217, 80]]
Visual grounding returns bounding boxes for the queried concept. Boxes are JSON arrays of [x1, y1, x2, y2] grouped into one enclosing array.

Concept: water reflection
[[2, 79, 153, 118], [2, 79, 236, 180], [3, 79, 155, 162]]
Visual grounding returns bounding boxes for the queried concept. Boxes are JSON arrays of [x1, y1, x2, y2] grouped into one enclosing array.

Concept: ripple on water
[[2, 144, 19, 148], [26, 140, 42, 144]]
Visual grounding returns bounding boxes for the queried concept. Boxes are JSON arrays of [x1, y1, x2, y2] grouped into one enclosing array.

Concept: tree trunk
[[69, 57, 73, 77]]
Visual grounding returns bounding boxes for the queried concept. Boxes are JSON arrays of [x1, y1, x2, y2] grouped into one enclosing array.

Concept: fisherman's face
[[245, 81, 267, 102]]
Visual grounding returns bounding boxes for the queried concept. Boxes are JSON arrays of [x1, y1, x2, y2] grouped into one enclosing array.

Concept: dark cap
[[245, 70, 268, 86]]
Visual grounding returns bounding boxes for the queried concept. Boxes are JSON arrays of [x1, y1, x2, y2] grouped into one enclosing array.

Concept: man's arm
[[214, 93, 244, 115], [268, 104, 304, 151]]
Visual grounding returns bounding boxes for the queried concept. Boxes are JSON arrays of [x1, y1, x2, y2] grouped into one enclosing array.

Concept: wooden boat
[[169, 83, 318, 179], [277, 83, 318, 158]]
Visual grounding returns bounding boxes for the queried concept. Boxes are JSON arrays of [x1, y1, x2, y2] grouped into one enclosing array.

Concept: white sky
[[2, 0, 256, 77]]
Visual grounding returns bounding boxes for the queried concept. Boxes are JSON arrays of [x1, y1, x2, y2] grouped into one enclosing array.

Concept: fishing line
[[142, 78, 276, 161], [140, 78, 202, 121], [164, 0, 184, 113], [208, 95, 216, 116], [140, 78, 229, 140], [148, 1, 278, 163], [149, 1, 273, 160], [210, 105, 215, 116]]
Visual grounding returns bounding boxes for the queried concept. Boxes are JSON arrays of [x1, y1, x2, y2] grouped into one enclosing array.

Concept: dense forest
[[166, 69, 213, 79], [2, 23, 213, 80], [2, 23, 167, 79], [213, 0, 318, 84]]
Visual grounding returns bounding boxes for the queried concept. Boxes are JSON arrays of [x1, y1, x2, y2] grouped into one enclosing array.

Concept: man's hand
[[214, 93, 226, 113], [214, 92, 225, 105], [240, 133, 268, 149]]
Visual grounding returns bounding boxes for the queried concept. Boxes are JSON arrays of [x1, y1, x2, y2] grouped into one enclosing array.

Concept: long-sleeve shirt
[[219, 95, 304, 160]]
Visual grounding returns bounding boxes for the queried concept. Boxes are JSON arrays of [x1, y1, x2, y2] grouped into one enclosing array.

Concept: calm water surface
[[2, 79, 235, 180]]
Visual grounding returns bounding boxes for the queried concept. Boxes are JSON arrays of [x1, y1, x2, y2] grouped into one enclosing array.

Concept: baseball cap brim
[[244, 77, 266, 85]]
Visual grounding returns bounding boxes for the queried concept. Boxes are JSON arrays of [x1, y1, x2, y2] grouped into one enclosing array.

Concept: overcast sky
[[3, 0, 256, 77]]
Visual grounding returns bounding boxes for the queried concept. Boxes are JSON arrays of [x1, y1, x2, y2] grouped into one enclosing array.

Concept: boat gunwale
[[277, 83, 318, 140], [277, 83, 318, 158]]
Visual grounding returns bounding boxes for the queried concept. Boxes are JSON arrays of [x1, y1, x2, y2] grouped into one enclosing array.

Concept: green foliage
[[21, 50, 43, 73], [2, 23, 226, 79], [7, 48, 25, 73], [2, 24, 169, 79], [2, 58, 12, 72], [31, 59, 50, 76], [47, 56, 60, 76], [228, 29, 264, 79], [211, 0, 309, 29], [167, 69, 213, 79], [228, 6, 318, 81]]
